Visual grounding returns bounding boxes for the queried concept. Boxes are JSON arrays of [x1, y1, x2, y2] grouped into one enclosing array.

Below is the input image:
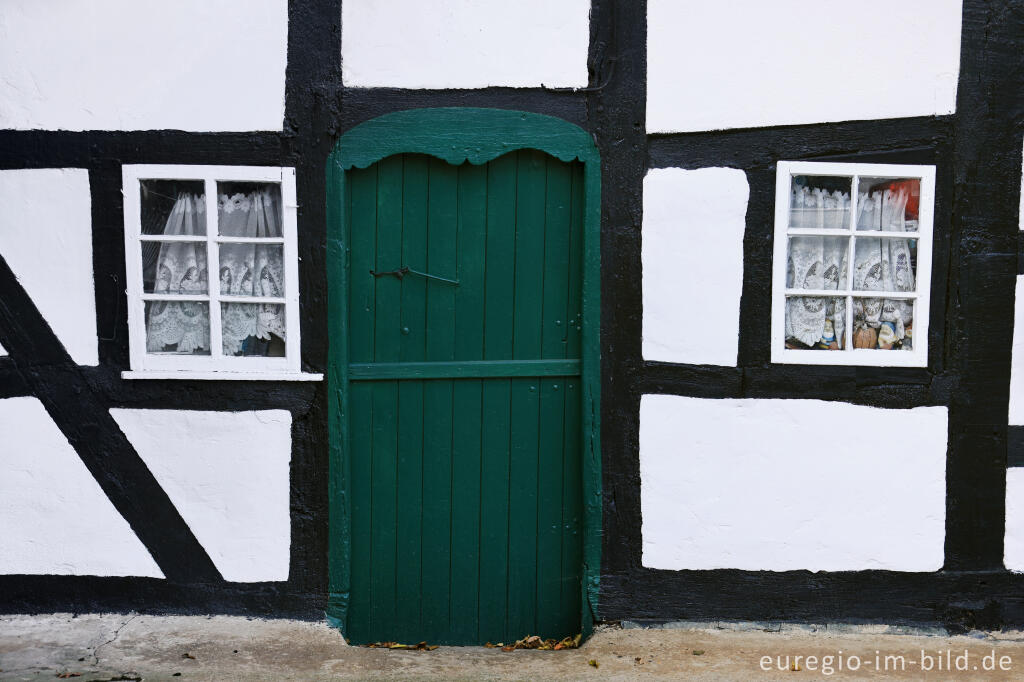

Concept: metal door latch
[[369, 266, 459, 285]]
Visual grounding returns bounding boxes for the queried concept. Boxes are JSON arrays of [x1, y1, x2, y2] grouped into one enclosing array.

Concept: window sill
[[121, 370, 324, 382], [771, 347, 927, 368]]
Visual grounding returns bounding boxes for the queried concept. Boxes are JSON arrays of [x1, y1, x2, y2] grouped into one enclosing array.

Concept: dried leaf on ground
[[502, 633, 581, 651], [555, 634, 583, 650], [412, 642, 438, 651], [364, 641, 437, 651]]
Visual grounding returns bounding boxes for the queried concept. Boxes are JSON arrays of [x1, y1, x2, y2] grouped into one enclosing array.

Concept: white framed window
[[771, 161, 935, 367], [121, 165, 320, 381]]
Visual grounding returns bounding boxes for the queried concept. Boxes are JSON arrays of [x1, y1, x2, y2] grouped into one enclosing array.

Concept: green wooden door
[[344, 149, 584, 645]]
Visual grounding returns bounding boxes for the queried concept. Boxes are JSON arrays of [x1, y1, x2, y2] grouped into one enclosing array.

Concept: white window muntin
[[771, 161, 935, 368], [122, 164, 305, 378]]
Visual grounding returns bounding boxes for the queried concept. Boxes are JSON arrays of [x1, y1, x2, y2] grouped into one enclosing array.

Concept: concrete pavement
[[3, 614, 1024, 680]]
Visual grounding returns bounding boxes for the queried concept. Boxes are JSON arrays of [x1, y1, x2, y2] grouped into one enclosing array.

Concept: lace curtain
[[851, 188, 915, 349], [146, 195, 209, 352], [785, 188, 850, 348], [145, 190, 286, 356], [784, 185, 915, 350]]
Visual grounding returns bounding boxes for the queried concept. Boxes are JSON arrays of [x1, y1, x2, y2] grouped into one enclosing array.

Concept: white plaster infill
[[0, 168, 98, 366], [647, 0, 962, 132], [642, 167, 748, 366], [1009, 276, 1024, 425], [639, 395, 948, 572], [1006, 468, 1024, 572], [0, 397, 163, 577], [111, 408, 293, 583], [0, 1, 287, 131], [342, 0, 590, 89]]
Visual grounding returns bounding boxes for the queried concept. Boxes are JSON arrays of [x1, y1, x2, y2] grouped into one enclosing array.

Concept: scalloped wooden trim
[[333, 108, 599, 169]]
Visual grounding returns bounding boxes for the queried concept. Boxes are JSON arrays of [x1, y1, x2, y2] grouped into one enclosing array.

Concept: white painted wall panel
[[111, 409, 292, 582], [0, 168, 97, 365], [1009, 277, 1024, 425], [642, 168, 748, 366], [1006, 468, 1024, 571], [0, 1, 287, 131], [640, 395, 947, 571], [342, 0, 590, 88], [0, 397, 163, 577], [647, 1, 963, 132]]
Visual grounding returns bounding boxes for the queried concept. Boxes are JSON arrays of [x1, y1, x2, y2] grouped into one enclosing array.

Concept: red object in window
[[868, 178, 920, 220]]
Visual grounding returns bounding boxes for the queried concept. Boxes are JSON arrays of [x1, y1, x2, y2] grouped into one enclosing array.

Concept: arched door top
[[331, 108, 599, 170]]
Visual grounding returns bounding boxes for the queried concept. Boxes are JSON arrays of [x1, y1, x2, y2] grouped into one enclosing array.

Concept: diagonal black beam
[[0, 254, 222, 583]]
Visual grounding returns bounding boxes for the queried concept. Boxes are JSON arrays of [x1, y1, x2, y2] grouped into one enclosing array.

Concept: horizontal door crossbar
[[348, 359, 581, 381]]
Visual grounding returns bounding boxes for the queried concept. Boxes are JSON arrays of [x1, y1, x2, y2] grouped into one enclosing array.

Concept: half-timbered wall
[[2, 0, 1023, 630]]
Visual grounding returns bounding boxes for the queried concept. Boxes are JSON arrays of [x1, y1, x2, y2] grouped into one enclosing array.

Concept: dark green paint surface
[[345, 151, 584, 645], [327, 108, 601, 647]]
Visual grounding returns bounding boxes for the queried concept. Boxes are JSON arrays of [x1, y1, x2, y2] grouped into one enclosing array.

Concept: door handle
[[369, 266, 459, 285]]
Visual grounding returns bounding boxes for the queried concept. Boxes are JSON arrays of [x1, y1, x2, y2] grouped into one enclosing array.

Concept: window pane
[[853, 298, 914, 350], [784, 296, 846, 350], [789, 175, 852, 229], [852, 237, 916, 292], [221, 302, 286, 357], [142, 242, 208, 295], [217, 182, 283, 238], [218, 244, 285, 297], [140, 180, 206, 236], [856, 177, 921, 232], [145, 300, 210, 355], [787, 236, 848, 290]]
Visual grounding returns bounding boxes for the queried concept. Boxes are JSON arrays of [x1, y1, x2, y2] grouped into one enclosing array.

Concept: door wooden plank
[[559, 378, 583, 635], [478, 152, 518, 643], [482, 153, 517, 361], [348, 166, 377, 363], [450, 377, 483, 643], [478, 378, 512, 643], [396, 154, 429, 642], [420, 378, 453, 639], [369, 156, 403, 636], [507, 376, 541, 638], [559, 164, 585, 634], [507, 150, 548, 638], [454, 161, 488, 355], [400, 155, 429, 363], [565, 163, 584, 360], [395, 379, 424, 642], [450, 162, 488, 642], [370, 381, 399, 635], [375, 155, 404, 363], [536, 378, 567, 637], [536, 156, 574, 636], [425, 157, 458, 364], [512, 149, 547, 361], [540, 157, 573, 361], [347, 381, 373, 641], [421, 158, 458, 639]]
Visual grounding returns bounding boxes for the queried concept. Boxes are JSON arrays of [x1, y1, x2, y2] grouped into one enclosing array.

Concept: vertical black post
[[943, 0, 1024, 570]]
